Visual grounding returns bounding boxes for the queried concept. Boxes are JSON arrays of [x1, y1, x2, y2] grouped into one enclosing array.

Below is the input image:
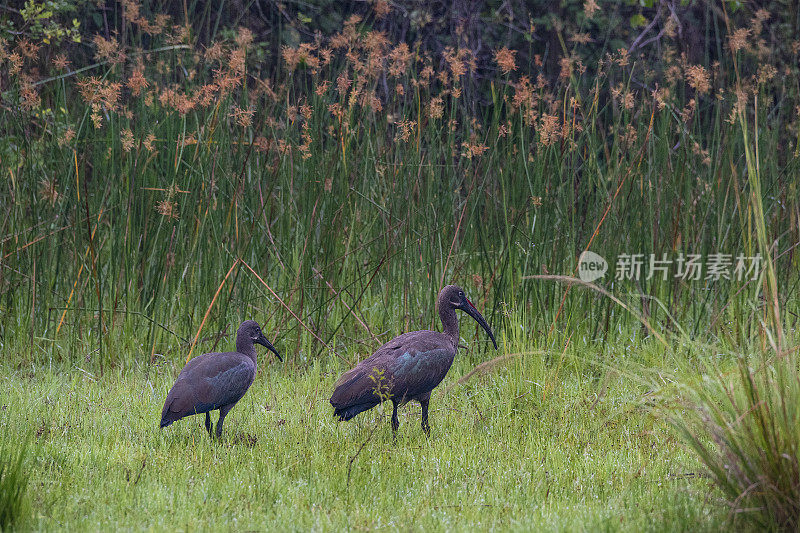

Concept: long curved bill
[[256, 333, 283, 361], [464, 298, 498, 349]]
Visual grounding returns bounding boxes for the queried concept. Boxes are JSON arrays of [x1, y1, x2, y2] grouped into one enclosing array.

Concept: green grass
[[0, 420, 30, 531], [2, 337, 724, 531]]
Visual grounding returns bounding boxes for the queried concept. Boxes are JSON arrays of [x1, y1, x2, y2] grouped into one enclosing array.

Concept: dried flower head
[[77, 77, 122, 111], [93, 34, 125, 65], [254, 136, 271, 153], [229, 105, 254, 128], [615, 48, 630, 67], [583, 0, 600, 19], [395, 119, 416, 142], [39, 178, 61, 205], [538, 114, 560, 146], [559, 56, 574, 81], [364, 93, 382, 113], [442, 47, 472, 79], [751, 9, 770, 35], [205, 42, 224, 62], [622, 90, 635, 110], [685, 65, 710, 95], [8, 52, 23, 75], [195, 84, 219, 107], [235, 27, 254, 49], [569, 32, 593, 45], [143, 133, 157, 152], [52, 54, 70, 71], [427, 97, 444, 120], [16, 38, 40, 60], [228, 48, 246, 76], [336, 72, 351, 96], [681, 98, 696, 124], [757, 64, 777, 85], [20, 84, 40, 111], [159, 87, 195, 115], [652, 86, 670, 111], [494, 47, 517, 75], [729, 28, 750, 53], [156, 199, 179, 219], [121, 128, 135, 152], [461, 139, 488, 159], [315, 80, 330, 96], [91, 111, 103, 129], [373, 0, 390, 18], [58, 128, 76, 147], [127, 67, 148, 96]]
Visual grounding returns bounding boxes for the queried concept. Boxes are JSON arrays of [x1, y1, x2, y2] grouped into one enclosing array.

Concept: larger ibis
[[330, 285, 497, 437], [160, 320, 281, 438]]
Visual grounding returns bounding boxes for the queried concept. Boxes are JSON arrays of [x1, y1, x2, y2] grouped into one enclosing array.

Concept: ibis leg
[[420, 399, 430, 437], [205, 411, 213, 436], [391, 400, 399, 439], [217, 405, 233, 437], [216, 404, 234, 438]]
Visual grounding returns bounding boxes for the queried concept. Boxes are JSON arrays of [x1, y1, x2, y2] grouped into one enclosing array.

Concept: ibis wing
[[330, 331, 455, 410], [329, 363, 383, 411], [382, 345, 454, 402]]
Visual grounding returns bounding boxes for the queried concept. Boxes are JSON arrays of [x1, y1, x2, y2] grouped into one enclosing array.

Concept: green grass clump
[[0, 423, 31, 531], [669, 81, 800, 530], [671, 352, 800, 530]]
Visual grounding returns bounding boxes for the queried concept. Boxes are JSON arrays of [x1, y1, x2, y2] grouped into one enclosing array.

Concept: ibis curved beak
[[256, 333, 283, 361], [460, 298, 498, 350]]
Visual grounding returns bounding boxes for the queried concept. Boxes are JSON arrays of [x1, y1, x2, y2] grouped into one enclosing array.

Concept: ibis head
[[237, 320, 282, 361], [438, 285, 498, 350]]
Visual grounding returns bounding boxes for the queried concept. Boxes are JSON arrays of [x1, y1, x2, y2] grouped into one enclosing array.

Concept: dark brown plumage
[[330, 285, 497, 437], [160, 320, 281, 438]]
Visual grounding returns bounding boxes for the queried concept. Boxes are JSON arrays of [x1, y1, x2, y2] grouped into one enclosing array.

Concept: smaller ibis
[[330, 285, 497, 437], [160, 320, 281, 438]]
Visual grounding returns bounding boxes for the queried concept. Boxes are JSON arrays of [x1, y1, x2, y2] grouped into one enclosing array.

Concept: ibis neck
[[440, 304, 459, 347], [235, 336, 258, 366]]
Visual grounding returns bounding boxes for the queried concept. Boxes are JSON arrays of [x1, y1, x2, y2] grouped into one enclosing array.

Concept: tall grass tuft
[[0, 424, 31, 531], [669, 49, 799, 527], [670, 353, 800, 530]]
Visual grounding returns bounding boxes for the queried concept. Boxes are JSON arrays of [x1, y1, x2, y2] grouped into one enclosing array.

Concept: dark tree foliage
[[2, 0, 798, 86]]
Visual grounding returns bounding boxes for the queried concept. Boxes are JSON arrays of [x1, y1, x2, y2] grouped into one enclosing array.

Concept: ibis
[[330, 285, 497, 437], [160, 320, 281, 438]]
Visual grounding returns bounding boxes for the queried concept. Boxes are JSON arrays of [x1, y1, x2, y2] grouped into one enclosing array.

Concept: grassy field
[[3, 339, 724, 531], [1, 2, 800, 531]]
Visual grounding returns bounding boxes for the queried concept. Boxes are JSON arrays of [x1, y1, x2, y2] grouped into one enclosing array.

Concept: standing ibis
[[330, 285, 497, 437], [160, 320, 281, 438]]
